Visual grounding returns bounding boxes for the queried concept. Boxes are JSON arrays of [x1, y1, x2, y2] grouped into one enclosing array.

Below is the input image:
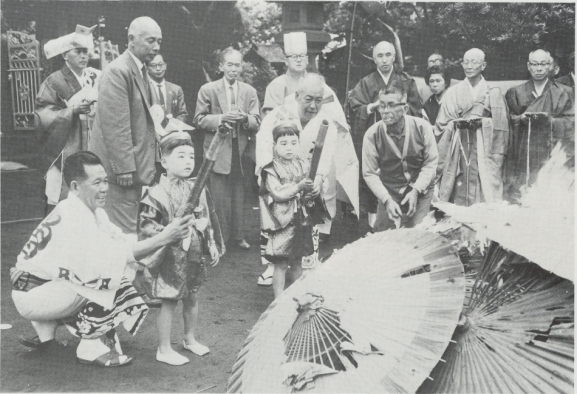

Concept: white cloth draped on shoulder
[[256, 101, 359, 218]]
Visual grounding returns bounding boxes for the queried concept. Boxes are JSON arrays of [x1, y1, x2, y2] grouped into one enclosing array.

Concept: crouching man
[[362, 86, 438, 231], [10, 151, 194, 367]]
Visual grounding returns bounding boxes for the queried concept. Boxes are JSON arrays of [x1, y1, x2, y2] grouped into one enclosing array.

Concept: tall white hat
[[283, 32, 307, 55], [44, 24, 96, 59]]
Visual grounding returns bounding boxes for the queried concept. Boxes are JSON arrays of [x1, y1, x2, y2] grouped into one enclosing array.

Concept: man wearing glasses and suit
[[147, 54, 188, 123], [147, 53, 189, 183]]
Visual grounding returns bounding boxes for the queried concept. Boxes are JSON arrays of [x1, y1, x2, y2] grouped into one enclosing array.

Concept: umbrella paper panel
[[228, 229, 465, 393], [419, 241, 574, 394]]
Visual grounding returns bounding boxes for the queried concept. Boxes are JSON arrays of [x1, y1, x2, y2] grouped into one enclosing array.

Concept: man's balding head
[[464, 48, 485, 62], [128, 16, 162, 64], [372, 41, 396, 75], [462, 48, 486, 80], [295, 73, 326, 124]]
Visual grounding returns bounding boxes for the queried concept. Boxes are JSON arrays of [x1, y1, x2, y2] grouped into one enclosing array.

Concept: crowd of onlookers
[[9, 15, 574, 369]]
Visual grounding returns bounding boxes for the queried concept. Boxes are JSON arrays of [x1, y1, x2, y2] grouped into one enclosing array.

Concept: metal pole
[[344, 1, 357, 105]]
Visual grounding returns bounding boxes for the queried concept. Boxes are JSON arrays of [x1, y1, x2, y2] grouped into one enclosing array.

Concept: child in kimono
[[138, 131, 224, 366], [260, 122, 316, 298]]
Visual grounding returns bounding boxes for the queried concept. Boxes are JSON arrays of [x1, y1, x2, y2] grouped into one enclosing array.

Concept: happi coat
[[14, 192, 147, 338], [435, 78, 510, 206], [504, 79, 575, 199]]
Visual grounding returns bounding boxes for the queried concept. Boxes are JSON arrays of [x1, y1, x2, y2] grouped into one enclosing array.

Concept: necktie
[[142, 66, 151, 104], [157, 84, 165, 106], [230, 85, 238, 138], [230, 85, 236, 110]]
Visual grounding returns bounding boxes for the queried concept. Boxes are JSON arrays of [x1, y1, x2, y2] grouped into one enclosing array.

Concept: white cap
[[283, 32, 307, 55], [44, 25, 96, 59]]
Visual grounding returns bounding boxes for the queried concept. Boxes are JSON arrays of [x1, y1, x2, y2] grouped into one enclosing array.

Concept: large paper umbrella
[[419, 241, 574, 394], [228, 229, 465, 393]]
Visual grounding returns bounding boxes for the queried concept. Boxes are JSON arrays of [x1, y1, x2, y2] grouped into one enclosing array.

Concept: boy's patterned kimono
[[138, 175, 224, 300]]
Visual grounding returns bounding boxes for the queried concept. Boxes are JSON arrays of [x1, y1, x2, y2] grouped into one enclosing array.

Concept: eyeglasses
[[528, 62, 551, 68], [286, 54, 307, 60], [461, 60, 482, 67], [379, 102, 406, 110], [149, 62, 167, 69]]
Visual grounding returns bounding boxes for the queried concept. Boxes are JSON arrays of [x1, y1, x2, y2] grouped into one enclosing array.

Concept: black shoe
[[19, 336, 55, 350]]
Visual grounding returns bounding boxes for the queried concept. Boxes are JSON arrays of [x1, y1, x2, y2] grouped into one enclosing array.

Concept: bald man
[[257, 73, 359, 272], [90, 16, 162, 234], [434, 48, 509, 206], [89, 17, 163, 306], [505, 49, 574, 201], [348, 41, 422, 225]]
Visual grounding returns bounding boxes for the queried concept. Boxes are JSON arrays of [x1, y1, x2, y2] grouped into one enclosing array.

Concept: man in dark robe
[[435, 48, 509, 207], [35, 25, 99, 212], [505, 49, 575, 202], [348, 41, 422, 226], [556, 52, 575, 96]]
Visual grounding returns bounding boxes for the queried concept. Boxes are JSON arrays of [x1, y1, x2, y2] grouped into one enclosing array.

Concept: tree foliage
[[324, 2, 574, 81], [235, 0, 282, 48]]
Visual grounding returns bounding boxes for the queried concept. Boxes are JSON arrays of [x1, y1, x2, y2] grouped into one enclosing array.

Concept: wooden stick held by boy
[[304, 120, 332, 226]]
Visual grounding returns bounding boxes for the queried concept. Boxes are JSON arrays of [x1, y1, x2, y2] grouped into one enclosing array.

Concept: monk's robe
[[504, 80, 574, 200], [348, 68, 422, 213], [35, 65, 100, 203], [556, 73, 575, 96], [435, 78, 510, 206]]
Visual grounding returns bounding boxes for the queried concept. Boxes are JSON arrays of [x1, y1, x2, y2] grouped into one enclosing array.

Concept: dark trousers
[[207, 138, 245, 243], [374, 188, 433, 232], [104, 182, 142, 234]]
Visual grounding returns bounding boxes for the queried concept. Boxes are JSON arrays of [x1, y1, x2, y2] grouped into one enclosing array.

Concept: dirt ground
[[0, 168, 362, 392]]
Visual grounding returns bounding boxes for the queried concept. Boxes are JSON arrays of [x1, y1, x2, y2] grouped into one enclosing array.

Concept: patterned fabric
[[66, 276, 149, 339], [138, 175, 224, 300], [300, 226, 320, 270], [15, 193, 134, 309], [261, 157, 314, 263]]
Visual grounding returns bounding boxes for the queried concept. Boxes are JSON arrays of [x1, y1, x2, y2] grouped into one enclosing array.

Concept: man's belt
[[12, 271, 49, 292]]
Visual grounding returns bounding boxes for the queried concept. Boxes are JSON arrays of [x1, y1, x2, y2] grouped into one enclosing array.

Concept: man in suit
[[194, 48, 260, 249], [147, 53, 188, 182], [89, 16, 162, 234], [147, 54, 188, 122]]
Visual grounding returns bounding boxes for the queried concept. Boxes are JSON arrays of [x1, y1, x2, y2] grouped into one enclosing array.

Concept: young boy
[[138, 131, 224, 366], [259, 122, 316, 298]]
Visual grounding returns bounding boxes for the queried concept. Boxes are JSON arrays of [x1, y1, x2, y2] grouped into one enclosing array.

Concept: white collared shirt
[[224, 78, 239, 110], [127, 50, 144, 77], [152, 79, 167, 105]]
